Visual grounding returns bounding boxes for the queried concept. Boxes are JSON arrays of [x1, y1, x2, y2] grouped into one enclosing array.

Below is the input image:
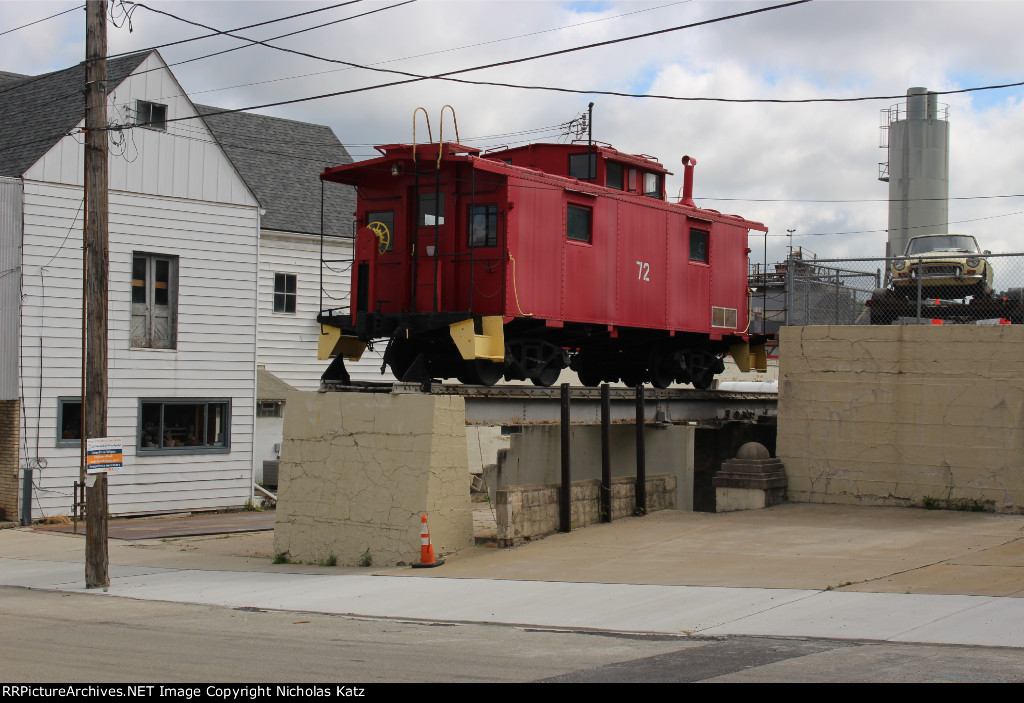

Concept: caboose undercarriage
[[319, 311, 768, 389]]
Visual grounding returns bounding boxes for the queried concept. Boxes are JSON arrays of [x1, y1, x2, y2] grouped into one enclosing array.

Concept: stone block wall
[[778, 325, 1024, 512], [495, 473, 676, 546], [273, 392, 473, 566], [0, 400, 19, 523]]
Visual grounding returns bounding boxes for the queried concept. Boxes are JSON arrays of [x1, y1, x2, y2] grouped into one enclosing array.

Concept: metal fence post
[[916, 257, 923, 322], [786, 256, 794, 326], [560, 383, 571, 533]]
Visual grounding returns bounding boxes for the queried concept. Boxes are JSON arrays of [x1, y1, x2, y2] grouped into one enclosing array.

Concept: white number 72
[[636, 261, 650, 281]]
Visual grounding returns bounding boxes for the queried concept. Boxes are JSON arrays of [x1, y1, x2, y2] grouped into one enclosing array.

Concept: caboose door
[[410, 184, 452, 312]]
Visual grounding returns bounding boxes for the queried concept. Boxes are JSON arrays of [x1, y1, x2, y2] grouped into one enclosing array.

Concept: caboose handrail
[[412, 107, 432, 163], [437, 105, 460, 169]]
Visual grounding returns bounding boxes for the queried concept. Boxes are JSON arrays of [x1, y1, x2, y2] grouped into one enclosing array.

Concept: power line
[[770, 210, 1024, 238], [130, 0, 414, 72], [146, 1, 693, 104], [0, 4, 82, 37], [111, 0, 822, 130], [106, 1, 367, 61], [701, 194, 1024, 203]]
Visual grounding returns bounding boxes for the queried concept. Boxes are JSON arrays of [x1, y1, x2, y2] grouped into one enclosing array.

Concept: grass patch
[[359, 549, 373, 567], [273, 552, 292, 564]]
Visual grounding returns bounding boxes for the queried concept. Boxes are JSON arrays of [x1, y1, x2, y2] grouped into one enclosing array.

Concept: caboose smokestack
[[681, 155, 697, 207]]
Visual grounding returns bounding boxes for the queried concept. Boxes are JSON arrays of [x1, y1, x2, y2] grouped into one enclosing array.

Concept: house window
[[468, 204, 498, 247], [57, 397, 81, 447], [567, 204, 592, 243], [138, 399, 230, 453], [131, 253, 177, 349], [606, 162, 623, 190], [418, 192, 445, 226], [367, 211, 394, 252], [257, 401, 283, 418], [136, 100, 167, 130], [569, 152, 596, 180], [689, 229, 709, 263], [274, 273, 297, 314]]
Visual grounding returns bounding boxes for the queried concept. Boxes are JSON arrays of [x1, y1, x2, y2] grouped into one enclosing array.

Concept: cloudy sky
[[2, 0, 1022, 263]]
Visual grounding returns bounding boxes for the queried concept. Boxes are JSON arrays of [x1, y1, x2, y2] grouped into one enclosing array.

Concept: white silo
[[878, 87, 950, 258]]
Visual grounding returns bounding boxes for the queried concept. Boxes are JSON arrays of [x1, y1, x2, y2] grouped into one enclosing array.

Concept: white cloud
[[3, 0, 1022, 262]]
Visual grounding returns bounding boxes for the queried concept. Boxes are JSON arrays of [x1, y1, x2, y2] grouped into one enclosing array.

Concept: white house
[[0, 50, 370, 521]]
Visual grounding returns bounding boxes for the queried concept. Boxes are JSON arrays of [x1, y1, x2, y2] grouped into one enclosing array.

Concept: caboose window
[[606, 162, 623, 190], [567, 204, 592, 243], [418, 192, 445, 226], [468, 204, 498, 248], [644, 172, 662, 199], [569, 153, 597, 180], [367, 211, 394, 252], [689, 229, 709, 263]]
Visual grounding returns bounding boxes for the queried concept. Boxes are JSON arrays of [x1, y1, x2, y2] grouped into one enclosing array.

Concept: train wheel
[[463, 359, 504, 386], [690, 369, 714, 390], [620, 371, 644, 388], [531, 361, 561, 387], [648, 353, 675, 389]]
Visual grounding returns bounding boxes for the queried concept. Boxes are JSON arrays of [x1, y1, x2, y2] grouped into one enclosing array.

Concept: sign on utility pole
[[84, 0, 110, 590]]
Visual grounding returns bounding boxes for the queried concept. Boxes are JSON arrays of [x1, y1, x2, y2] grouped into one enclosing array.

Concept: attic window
[[136, 100, 167, 130]]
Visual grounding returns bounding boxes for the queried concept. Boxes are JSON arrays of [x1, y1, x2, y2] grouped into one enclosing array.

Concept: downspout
[[251, 206, 264, 506]]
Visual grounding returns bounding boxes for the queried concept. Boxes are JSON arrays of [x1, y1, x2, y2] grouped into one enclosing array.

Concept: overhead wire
[[0, 4, 82, 37], [144, 0, 693, 104]]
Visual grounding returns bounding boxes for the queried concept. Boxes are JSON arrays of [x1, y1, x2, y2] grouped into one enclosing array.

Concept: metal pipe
[[560, 383, 572, 532], [680, 156, 697, 207], [635, 385, 646, 514], [600, 383, 611, 523]]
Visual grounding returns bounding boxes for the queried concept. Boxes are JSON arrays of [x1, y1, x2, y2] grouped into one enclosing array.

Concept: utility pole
[[84, 0, 109, 589]]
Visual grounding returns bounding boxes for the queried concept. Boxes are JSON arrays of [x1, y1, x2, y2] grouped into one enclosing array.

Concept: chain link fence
[[749, 251, 1024, 329]]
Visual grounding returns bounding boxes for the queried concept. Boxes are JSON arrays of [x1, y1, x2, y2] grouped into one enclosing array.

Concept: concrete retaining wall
[[495, 473, 676, 546], [778, 325, 1024, 513], [484, 424, 694, 511], [273, 392, 473, 566]]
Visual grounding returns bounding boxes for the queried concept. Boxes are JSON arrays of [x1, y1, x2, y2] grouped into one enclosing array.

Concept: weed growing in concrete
[[273, 552, 292, 564], [922, 496, 940, 510], [244, 499, 264, 512], [321, 553, 337, 567], [955, 499, 988, 512], [359, 549, 373, 567]]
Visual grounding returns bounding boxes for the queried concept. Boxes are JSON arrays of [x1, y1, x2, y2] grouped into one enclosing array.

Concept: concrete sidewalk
[[3, 504, 1024, 647]]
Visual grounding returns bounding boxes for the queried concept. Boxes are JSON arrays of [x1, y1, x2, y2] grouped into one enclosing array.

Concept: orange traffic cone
[[412, 514, 445, 568]]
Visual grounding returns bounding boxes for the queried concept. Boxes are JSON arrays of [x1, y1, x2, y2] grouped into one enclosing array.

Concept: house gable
[[20, 52, 256, 208]]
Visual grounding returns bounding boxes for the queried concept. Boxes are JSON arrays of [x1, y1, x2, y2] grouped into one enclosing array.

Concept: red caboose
[[318, 140, 769, 388]]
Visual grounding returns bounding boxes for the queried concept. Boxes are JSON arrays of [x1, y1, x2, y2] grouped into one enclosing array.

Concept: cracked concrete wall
[[778, 325, 1024, 512], [273, 392, 473, 566]]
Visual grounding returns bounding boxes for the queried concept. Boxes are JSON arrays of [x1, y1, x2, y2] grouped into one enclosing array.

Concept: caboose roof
[[483, 142, 673, 175]]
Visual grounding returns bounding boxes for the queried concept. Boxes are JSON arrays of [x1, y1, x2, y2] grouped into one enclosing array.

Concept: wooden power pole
[[84, 0, 109, 589]]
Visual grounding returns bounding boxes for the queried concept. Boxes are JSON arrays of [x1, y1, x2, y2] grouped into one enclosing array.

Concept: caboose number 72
[[317, 137, 769, 388]]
